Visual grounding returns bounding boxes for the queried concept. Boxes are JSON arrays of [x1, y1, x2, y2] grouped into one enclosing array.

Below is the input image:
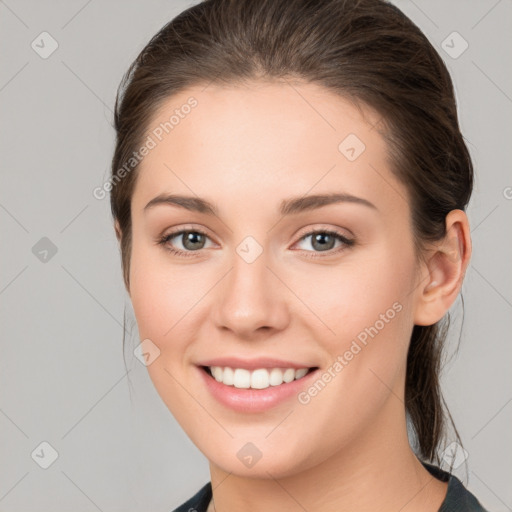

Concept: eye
[[293, 229, 355, 259], [157, 226, 355, 259], [157, 228, 215, 258]]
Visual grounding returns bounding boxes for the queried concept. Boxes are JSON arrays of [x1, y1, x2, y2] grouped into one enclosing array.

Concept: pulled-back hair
[[110, 0, 473, 466]]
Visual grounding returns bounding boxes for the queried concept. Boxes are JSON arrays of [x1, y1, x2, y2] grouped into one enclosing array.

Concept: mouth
[[200, 365, 318, 390]]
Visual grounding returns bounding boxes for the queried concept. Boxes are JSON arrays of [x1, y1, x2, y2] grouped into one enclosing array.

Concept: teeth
[[251, 369, 268, 389], [208, 366, 311, 389], [223, 366, 234, 386]]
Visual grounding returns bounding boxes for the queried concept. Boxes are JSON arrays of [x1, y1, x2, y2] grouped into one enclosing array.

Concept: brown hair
[[110, 0, 473, 467]]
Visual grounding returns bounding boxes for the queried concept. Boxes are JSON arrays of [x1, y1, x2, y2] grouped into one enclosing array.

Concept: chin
[[197, 435, 321, 480]]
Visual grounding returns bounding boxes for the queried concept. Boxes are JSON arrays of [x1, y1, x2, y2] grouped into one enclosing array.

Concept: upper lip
[[197, 357, 318, 370]]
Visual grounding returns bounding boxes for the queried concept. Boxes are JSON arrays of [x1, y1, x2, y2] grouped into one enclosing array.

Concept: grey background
[[0, 0, 510, 510]]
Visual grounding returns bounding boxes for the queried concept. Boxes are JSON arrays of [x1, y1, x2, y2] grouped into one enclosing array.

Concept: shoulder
[[171, 468, 492, 512], [171, 482, 212, 512], [421, 461, 490, 512]]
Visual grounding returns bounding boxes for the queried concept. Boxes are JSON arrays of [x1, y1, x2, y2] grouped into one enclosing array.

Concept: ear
[[114, 219, 122, 242], [413, 209, 472, 326], [113, 219, 131, 296]]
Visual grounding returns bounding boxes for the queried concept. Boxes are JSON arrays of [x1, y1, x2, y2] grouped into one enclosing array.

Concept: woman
[[110, 0, 489, 510]]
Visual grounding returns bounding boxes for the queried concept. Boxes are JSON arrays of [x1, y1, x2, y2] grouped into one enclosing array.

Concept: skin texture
[[119, 80, 471, 511]]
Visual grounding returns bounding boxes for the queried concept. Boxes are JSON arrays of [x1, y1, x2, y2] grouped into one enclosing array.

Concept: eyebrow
[[143, 192, 377, 216]]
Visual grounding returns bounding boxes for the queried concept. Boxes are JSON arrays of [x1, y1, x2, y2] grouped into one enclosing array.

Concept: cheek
[[129, 240, 184, 344], [128, 239, 217, 379], [292, 249, 415, 406], [128, 243, 200, 410], [286, 250, 415, 343]]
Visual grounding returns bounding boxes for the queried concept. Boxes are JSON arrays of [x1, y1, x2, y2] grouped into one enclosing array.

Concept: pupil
[[184, 232, 204, 249], [314, 233, 334, 251]]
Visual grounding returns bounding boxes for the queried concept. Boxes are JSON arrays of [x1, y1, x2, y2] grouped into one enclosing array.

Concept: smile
[[197, 363, 320, 413], [204, 366, 315, 389]]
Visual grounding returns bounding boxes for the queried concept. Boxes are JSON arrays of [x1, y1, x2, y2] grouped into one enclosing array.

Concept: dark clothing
[[172, 461, 489, 511]]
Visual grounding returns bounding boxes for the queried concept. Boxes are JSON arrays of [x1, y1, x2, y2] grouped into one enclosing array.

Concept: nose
[[212, 245, 290, 339]]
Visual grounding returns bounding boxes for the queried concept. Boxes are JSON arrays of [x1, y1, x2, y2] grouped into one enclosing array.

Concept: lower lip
[[197, 366, 319, 413]]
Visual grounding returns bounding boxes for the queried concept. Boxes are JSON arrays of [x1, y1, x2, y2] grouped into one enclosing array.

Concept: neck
[[207, 399, 448, 512]]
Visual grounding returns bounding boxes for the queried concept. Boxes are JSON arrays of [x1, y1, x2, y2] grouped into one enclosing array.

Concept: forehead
[[132, 80, 408, 219]]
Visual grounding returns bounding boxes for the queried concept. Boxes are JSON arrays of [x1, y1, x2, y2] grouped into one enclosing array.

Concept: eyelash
[[157, 227, 355, 259]]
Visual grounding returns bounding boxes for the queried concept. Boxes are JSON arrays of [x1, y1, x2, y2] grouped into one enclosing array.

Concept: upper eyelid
[[162, 223, 351, 236], [295, 224, 353, 240], [163, 225, 217, 244]]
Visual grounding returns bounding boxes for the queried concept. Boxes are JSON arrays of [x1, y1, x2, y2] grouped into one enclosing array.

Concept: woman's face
[[128, 80, 428, 478]]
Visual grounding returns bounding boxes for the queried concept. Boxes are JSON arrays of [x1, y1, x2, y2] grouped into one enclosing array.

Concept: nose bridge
[[227, 234, 274, 308], [213, 234, 288, 334]]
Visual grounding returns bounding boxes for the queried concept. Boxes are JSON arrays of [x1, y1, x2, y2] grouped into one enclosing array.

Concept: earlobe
[[414, 209, 472, 326]]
